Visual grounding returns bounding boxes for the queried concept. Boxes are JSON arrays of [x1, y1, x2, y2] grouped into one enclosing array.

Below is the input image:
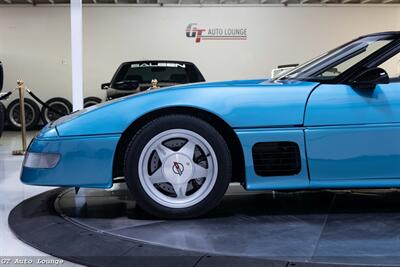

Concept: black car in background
[[102, 61, 205, 100]]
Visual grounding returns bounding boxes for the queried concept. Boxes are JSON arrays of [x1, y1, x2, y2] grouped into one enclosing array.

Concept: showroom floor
[[0, 131, 79, 266], [7, 130, 400, 267]]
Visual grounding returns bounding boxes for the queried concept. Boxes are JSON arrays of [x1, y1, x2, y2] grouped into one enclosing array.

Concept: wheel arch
[[112, 106, 245, 184]]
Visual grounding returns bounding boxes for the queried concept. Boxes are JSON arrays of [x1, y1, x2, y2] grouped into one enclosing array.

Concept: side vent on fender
[[252, 142, 301, 177]]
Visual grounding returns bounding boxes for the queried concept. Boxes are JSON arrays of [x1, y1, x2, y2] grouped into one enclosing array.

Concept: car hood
[[53, 79, 319, 137]]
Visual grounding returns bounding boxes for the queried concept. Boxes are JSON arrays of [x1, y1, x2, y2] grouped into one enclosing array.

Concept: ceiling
[[0, 0, 399, 5]]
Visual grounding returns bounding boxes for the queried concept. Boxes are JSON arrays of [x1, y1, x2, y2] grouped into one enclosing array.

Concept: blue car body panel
[[304, 84, 400, 126], [20, 77, 400, 190], [21, 134, 120, 188], [236, 128, 310, 190], [305, 124, 400, 182], [305, 83, 400, 183], [35, 123, 59, 139], [55, 80, 319, 136]]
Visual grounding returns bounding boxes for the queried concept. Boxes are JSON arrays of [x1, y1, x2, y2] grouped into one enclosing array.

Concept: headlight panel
[[23, 152, 60, 169]]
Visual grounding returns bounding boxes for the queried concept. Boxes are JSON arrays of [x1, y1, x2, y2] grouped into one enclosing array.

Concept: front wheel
[[124, 115, 232, 219]]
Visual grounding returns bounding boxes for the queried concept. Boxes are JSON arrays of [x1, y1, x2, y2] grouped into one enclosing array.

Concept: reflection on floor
[[0, 131, 80, 266], [57, 181, 400, 265]]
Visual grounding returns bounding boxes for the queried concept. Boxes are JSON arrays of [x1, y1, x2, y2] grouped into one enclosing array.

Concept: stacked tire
[[40, 97, 72, 125], [4, 96, 102, 130], [40, 97, 102, 124], [84, 97, 102, 108], [6, 99, 40, 130]]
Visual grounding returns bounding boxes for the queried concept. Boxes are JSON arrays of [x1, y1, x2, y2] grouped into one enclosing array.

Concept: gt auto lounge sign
[[186, 23, 247, 43]]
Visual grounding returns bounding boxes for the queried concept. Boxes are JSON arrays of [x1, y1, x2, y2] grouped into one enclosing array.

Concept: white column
[[70, 0, 83, 111]]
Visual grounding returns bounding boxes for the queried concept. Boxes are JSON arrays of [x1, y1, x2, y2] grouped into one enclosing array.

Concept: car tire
[[84, 97, 102, 108], [124, 114, 232, 219], [41, 97, 72, 124], [6, 98, 40, 130], [0, 101, 5, 137]]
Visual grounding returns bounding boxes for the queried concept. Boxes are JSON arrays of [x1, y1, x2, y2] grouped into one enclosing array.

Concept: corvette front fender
[[55, 81, 318, 137]]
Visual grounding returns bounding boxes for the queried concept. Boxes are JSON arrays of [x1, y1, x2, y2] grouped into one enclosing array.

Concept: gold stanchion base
[[12, 150, 26, 156]]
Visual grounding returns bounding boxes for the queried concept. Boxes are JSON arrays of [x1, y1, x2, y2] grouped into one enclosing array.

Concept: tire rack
[[1, 86, 102, 131]]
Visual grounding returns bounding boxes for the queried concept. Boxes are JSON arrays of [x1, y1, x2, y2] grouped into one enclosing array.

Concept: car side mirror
[[349, 67, 389, 90], [101, 83, 110, 90], [112, 80, 139, 91]]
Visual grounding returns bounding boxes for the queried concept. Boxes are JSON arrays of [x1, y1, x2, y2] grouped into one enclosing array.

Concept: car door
[[304, 51, 400, 183]]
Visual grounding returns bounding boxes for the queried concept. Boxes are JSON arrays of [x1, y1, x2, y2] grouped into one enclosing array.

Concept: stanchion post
[[12, 80, 27, 156]]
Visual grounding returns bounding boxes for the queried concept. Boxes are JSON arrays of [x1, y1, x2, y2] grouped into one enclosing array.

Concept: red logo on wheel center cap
[[172, 162, 184, 176]]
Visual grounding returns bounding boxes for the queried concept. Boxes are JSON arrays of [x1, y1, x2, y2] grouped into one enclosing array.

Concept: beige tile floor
[[0, 131, 80, 266]]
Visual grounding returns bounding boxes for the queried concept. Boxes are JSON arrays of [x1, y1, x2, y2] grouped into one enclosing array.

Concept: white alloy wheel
[[138, 129, 218, 209]]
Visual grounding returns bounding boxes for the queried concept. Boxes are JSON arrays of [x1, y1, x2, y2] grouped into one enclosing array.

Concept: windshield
[[112, 62, 205, 87], [274, 35, 397, 82]]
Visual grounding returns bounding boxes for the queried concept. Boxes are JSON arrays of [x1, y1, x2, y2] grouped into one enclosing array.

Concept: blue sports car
[[21, 32, 400, 218]]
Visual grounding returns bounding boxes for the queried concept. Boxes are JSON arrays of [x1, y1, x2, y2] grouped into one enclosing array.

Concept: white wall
[[0, 7, 71, 103], [0, 6, 399, 104]]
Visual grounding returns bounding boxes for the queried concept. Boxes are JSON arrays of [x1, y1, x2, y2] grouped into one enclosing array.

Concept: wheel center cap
[[163, 154, 193, 184], [172, 162, 185, 176]]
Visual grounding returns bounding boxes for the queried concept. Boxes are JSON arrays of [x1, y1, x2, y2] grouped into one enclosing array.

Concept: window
[[379, 52, 400, 81], [112, 62, 205, 87], [274, 35, 396, 82], [123, 66, 189, 84], [316, 40, 392, 79]]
